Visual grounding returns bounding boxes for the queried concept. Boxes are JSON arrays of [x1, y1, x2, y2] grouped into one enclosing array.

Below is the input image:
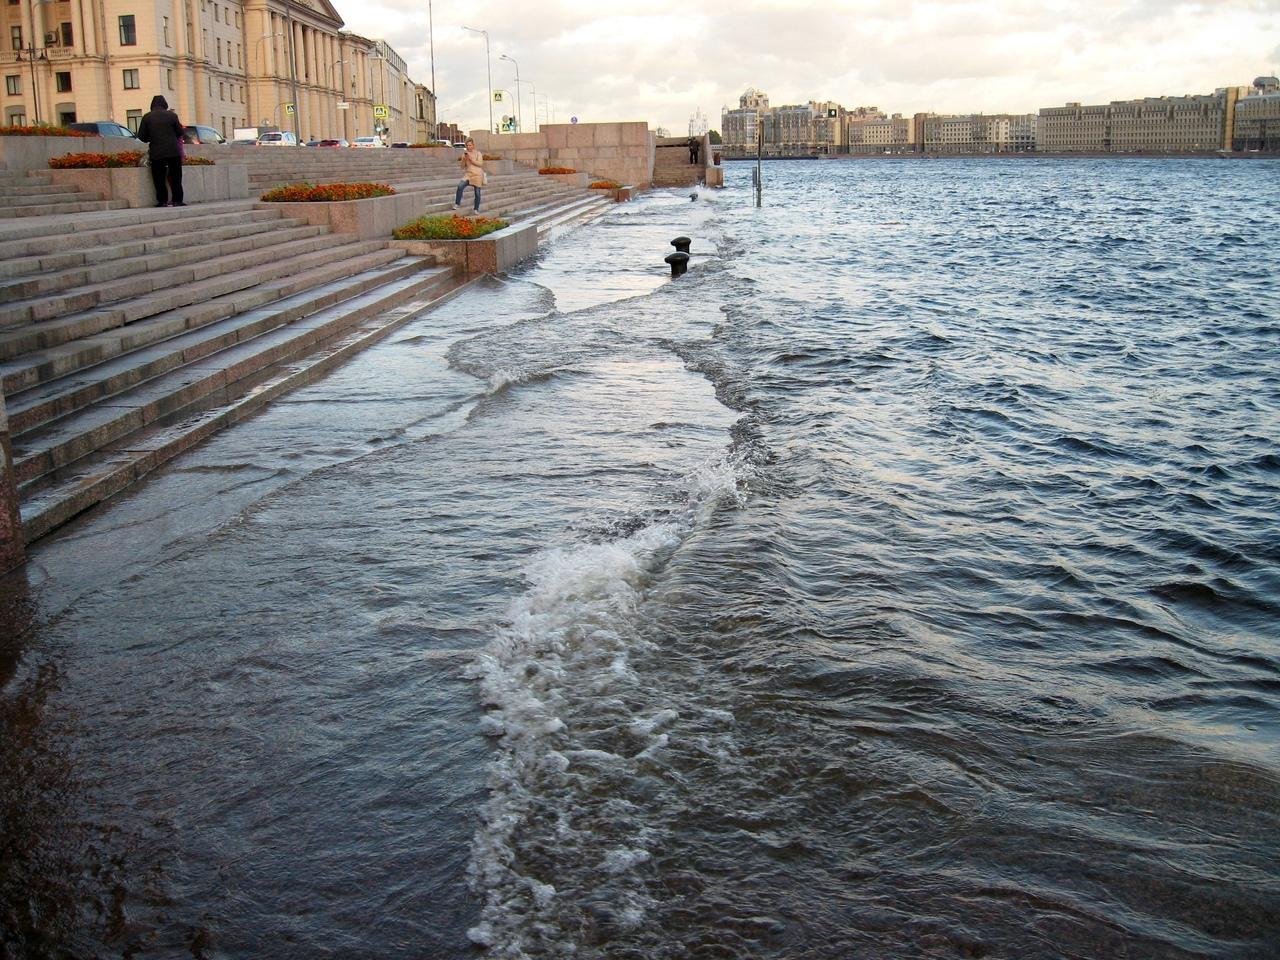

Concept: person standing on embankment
[[136, 95, 186, 207], [454, 138, 485, 213]]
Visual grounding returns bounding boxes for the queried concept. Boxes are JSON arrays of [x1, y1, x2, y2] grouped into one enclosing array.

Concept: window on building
[[216, 38, 222, 64], [4, 75, 18, 95], [58, 109, 74, 125], [122, 68, 139, 89], [235, 11, 240, 28], [163, 17, 170, 46], [55, 71, 71, 92], [126, 108, 141, 132], [7, 110, 26, 125], [118, 15, 136, 46], [219, 81, 224, 99], [167, 69, 173, 89], [60, 22, 72, 46], [11, 26, 22, 50], [5, 0, 16, 6], [237, 44, 241, 68]]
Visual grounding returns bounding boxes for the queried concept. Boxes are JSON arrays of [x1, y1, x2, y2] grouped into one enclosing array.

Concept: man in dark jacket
[[136, 95, 186, 207]]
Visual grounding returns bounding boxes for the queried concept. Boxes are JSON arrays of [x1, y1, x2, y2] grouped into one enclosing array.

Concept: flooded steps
[[0, 153, 625, 543], [9, 256, 453, 488], [16, 263, 473, 542], [0, 232, 392, 358]]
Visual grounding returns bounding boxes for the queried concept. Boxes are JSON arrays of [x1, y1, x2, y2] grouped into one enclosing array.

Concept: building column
[[0, 395, 25, 574]]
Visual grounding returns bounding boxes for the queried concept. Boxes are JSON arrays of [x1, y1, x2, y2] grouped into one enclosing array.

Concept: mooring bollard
[[670, 236, 691, 254], [664, 251, 690, 278]]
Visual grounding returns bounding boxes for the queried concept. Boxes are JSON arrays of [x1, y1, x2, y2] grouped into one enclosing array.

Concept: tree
[[708, 129, 722, 144]]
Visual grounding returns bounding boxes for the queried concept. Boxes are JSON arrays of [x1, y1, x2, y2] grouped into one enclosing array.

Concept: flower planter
[[260, 191, 446, 240], [389, 221, 538, 274], [0, 134, 118, 172], [47, 164, 249, 207]]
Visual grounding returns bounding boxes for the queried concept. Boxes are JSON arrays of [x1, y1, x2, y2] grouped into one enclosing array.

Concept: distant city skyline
[[341, 0, 1280, 135]]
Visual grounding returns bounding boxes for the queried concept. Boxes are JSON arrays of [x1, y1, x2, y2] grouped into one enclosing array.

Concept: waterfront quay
[[0, 124, 710, 571]]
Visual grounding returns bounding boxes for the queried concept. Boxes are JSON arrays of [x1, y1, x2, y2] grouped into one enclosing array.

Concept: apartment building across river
[[721, 78, 1279, 158]]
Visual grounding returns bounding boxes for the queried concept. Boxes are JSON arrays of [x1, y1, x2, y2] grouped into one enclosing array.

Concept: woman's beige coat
[[460, 147, 485, 187]]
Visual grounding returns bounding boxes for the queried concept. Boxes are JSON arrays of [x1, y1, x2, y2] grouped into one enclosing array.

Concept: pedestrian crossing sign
[[373, 104, 389, 119]]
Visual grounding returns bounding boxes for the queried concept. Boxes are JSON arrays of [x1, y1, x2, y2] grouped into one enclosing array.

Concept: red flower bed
[[589, 180, 621, 189], [1, 124, 92, 137], [538, 166, 576, 175], [260, 182, 396, 202], [48, 150, 144, 168], [392, 213, 508, 241], [183, 156, 215, 165]]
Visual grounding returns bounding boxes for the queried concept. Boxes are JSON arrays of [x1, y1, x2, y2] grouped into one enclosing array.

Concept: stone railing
[[471, 122, 655, 188]]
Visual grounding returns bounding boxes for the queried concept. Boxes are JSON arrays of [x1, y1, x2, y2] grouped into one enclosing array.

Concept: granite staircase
[[651, 139, 704, 188], [0, 151, 616, 542]]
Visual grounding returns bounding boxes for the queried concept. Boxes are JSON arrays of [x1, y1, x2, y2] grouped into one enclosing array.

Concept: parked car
[[316, 138, 349, 148], [434, 139, 453, 146], [452, 141, 468, 148], [182, 124, 226, 145], [230, 137, 259, 146], [68, 121, 137, 139], [257, 131, 298, 146], [391, 141, 410, 148], [351, 136, 386, 148]]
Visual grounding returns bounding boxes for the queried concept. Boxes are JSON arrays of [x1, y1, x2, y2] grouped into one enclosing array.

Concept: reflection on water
[[2, 162, 1279, 958]]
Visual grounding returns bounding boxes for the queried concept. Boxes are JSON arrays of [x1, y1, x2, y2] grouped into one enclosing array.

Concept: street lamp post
[[330, 58, 346, 140], [254, 32, 284, 132], [498, 53, 520, 134], [515, 78, 536, 132], [16, 0, 54, 126], [462, 26, 491, 135], [14, 45, 46, 125]]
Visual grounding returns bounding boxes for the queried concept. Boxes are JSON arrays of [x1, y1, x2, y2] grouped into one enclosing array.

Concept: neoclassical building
[[2, 0, 433, 142]]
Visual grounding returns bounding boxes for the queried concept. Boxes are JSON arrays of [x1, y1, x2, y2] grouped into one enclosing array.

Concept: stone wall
[[470, 122, 655, 188]]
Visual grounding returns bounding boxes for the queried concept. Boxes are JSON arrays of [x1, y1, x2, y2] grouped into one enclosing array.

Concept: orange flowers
[[538, 166, 576, 175], [589, 180, 620, 189], [392, 213, 508, 240], [260, 182, 396, 202], [2, 124, 91, 137], [48, 151, 145, 168]]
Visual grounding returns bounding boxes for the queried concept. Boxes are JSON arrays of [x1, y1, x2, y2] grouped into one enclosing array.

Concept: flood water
[[2, 157, 1279, 959]]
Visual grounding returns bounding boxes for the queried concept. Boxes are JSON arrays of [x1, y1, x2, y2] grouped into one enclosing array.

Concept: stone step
[[0, 229, 378, 336], [0, 182, 87, 197], [532, 195, 615, 237], [0, 236, 399, 386], [0, 219, 328, 304], [6, 252, 435, 458], [0, 190, 108, 208], [0, 202, 266, 256], [0, 199, 129, 218], [5, 254, 437, 435], [16, 263, 471, 542], [0, 211, 303, 279]]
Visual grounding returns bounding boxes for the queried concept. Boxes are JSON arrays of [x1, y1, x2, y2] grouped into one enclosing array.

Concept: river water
[[2, 158, 1278, 959]]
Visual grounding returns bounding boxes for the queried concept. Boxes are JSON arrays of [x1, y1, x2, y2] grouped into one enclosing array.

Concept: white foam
[[466, 455, 748, 955]]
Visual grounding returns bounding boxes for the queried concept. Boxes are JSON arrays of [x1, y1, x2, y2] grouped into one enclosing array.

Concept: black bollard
[[664, 251, 690, 278], [671, 236, 691, 254]]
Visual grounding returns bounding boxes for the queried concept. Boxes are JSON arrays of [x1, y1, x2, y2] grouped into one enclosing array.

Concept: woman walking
[[453, 138, 485, 213], [136, 95, 186, 207]]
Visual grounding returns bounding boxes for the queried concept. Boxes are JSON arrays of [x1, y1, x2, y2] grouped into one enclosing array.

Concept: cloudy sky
[[338, 0, 1280, 135]]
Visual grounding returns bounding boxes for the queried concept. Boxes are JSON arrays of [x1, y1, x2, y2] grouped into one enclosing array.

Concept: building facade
[[1039, 89, 1239, 153], [1231, 75, 1280, 151], [1, 0, 433, 142]]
